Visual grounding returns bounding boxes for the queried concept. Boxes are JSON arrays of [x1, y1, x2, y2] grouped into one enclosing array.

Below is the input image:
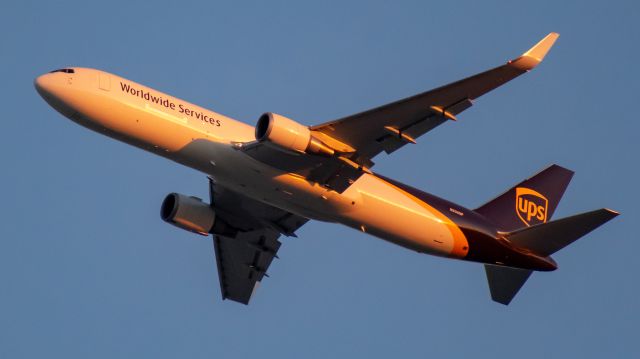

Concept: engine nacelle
[[160, 193, 216, 235], [255, 112, 335, 156]]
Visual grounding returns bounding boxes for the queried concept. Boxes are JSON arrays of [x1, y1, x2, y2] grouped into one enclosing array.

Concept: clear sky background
[[1, 0, 638, 358]]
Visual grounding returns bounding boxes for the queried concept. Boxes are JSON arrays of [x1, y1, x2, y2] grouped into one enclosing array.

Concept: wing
[[240, 33, 558, 193], [213, 230, 281, 304], [312, 32, 559, 159], [208, 177, 308, 304]]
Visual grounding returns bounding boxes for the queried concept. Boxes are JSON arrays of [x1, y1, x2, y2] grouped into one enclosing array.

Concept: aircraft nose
[[35, 68, 76, 99], [34, 73, 56, 98], [34, 69, 78, 117]]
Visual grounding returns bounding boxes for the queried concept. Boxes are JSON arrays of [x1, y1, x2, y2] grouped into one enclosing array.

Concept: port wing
[[209, 178, 308, 304]]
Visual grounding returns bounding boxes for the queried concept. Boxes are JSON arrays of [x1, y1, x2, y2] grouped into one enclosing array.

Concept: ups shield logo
[[515, 187, 548, 227]]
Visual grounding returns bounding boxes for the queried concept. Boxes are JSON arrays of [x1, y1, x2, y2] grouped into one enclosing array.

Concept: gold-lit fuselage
[[37, 67, 529, 263]]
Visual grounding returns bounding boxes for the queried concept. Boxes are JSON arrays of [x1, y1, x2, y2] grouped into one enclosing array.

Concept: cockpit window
[[49, 68, 75, 74]]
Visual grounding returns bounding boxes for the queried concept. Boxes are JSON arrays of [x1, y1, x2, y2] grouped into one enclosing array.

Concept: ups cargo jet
[[35, 33, 617, 305]]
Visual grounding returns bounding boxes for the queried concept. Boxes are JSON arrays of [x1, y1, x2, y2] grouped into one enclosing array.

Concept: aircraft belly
[[194, 149, 348, 222], [193, 155, 466, 258], [341, 174, 461, 256]]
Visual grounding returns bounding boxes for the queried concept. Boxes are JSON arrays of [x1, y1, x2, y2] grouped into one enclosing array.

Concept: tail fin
[[506, 208, 619, 257], [475, 164, 574, 232], [485, 208, 619, 305]]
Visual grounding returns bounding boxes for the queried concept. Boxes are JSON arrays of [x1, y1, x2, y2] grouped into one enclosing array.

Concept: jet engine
[[255, 112, 335, 156], [160, 193, 237, 237], [160, 193, 215, 235]]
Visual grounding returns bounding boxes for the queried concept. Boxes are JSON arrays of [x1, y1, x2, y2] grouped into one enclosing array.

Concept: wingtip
[[509, 32, 560, 71], [524, 32, 560, 60], [604, 208, 620, 216], [491, 295, 512, 306]]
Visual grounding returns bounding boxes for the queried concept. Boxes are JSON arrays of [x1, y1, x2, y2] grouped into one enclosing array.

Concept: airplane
[[34, 32, 618, 305]]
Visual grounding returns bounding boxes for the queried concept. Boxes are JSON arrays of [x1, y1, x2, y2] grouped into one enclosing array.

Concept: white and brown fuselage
[[35, 68, 556, 271]]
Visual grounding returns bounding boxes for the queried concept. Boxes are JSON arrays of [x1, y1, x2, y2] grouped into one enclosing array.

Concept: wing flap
[[378, 98, 474, 154]]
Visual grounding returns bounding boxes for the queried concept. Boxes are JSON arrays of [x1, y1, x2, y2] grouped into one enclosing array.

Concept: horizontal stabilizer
[[506, 208, 619, 256], [484, 265, 532, 305]]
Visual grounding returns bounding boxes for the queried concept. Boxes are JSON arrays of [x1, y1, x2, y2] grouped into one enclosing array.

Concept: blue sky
[[2, 0, 638, 358]]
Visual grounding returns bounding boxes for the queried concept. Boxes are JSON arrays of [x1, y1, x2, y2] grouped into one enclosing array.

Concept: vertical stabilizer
[[475, 164, 574, 232]]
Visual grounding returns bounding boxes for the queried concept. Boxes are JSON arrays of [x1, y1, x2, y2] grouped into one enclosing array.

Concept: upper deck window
[[49, 68, 75, 74]]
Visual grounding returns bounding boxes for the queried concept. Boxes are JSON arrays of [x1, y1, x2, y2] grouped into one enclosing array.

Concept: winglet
[[509, 32, 559, 71]]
